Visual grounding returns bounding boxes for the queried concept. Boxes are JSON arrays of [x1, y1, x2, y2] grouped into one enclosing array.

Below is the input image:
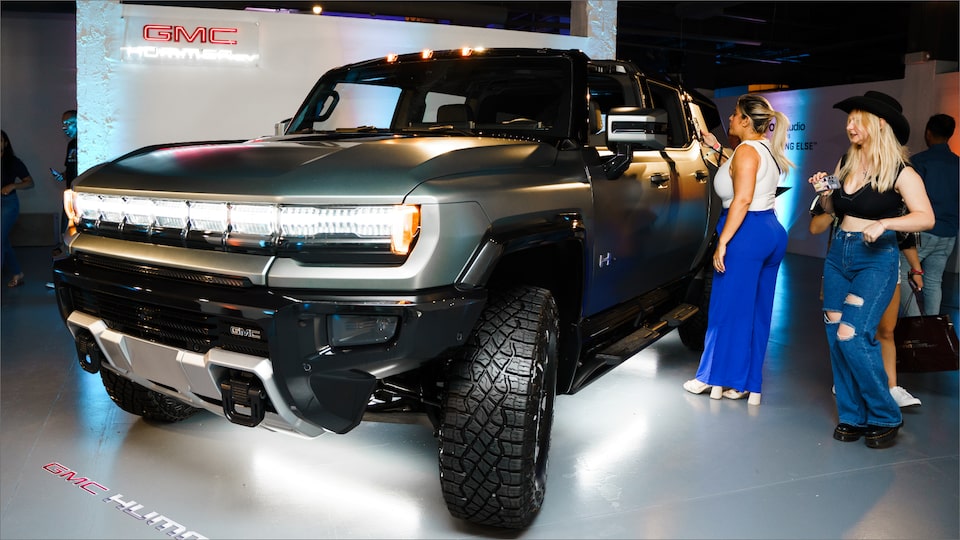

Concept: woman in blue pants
[[683, 94, 794, 406]]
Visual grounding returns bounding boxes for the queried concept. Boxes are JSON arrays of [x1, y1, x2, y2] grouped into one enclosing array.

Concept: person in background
[[1, 129, 35, 287], [53, 109, 78, 188], [809, 199, 922, 408], [810, 91, 934, 449], [683, 94, 794, 406], [899, 114, 959, 316], [50, 109, 77, 260]]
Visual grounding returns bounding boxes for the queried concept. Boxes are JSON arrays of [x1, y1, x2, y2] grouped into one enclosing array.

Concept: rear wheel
[[100, 368, 200, 422], [678, 268, 712, 351], [439, 286, 558, 529]]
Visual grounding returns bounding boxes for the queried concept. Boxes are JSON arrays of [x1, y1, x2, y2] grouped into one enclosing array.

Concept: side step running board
[[595, 302, 699, 365], [660, 302, 699, 327]]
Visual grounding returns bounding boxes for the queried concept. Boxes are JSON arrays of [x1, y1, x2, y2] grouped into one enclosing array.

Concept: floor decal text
[[42, 462, 209, 539]]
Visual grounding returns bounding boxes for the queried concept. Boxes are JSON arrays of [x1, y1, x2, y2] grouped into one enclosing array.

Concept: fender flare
[[456, 212, 585, 289]]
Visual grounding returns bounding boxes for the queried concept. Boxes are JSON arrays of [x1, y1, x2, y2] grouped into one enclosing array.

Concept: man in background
[[54, 109, 78, 187], [47, 110, 78, 287], [900, 114, 960, 316], [51, 109, 77, 258]]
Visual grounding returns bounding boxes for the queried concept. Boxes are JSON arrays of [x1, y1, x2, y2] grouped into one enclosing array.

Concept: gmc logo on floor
[[42, 461, 209, 539], [142, 25, 238, 45]]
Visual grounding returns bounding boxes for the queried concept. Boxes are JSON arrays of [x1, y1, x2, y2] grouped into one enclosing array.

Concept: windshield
[[287, 53, 575, 141]]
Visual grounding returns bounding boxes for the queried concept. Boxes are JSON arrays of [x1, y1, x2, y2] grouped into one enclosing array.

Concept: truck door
[[585, 78, 711, 314], [643, 81, 712, 278]]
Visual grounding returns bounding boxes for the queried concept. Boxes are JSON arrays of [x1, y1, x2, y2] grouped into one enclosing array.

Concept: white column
[[570, 0, 617, 60], [76, 0, 124, 174]]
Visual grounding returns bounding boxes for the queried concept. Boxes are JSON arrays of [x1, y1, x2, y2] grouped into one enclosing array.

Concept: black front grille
[[77, 253, 253, 288], [68, 288, 270, 357]]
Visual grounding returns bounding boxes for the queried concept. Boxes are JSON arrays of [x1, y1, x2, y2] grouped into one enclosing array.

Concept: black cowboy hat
[[833, 91, 910, 145]]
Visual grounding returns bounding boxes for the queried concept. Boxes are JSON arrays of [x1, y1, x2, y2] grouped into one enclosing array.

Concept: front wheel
[[439, 286, 558, 529]]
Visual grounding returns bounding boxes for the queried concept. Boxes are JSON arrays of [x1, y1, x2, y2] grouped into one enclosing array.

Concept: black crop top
[[831, 160, 905, 220]]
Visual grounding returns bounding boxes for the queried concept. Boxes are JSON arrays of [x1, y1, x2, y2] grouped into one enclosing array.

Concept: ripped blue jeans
[[822, 229, 902, 428]]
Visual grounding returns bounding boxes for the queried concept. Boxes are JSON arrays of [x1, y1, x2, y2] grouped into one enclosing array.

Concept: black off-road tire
[[678, 268, 712, 351], [100, 368, 200, 422], [439, 286, 559, 529]]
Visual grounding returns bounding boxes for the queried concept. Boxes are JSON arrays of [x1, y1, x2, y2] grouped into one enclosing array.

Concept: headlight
[[63, 190, 78, 225], [123, 197, 156, 226], [390, 205, 420, 255], [231, 204, 278, 235], [280, 205, 420, 254], [154, 199, 189, 228], [69, 193, 421, 256]]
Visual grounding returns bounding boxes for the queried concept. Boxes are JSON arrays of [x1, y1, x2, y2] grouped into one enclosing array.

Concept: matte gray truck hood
[[77, 136, 559, 198]]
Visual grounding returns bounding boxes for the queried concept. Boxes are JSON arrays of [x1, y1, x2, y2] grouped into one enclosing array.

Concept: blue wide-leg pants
[[696, 209, 787, 393]]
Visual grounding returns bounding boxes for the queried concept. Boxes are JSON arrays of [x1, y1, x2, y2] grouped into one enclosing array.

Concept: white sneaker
[[890, 386, 921, 408]]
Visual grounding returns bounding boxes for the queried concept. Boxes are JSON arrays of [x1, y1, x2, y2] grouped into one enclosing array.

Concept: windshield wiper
[[335, 126, 384, 133], [401, 124, 475, 136]]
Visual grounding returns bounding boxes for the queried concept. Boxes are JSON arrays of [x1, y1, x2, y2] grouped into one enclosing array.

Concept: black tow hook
[[74, 329, 103, 374], [219, 371, 267, 427]]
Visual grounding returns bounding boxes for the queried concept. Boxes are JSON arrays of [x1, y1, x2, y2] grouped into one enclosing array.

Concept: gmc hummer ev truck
[[54, 48, 723, 529]]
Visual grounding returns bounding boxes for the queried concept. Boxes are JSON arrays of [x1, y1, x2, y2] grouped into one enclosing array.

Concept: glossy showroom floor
[[2, 247, 958, 540]]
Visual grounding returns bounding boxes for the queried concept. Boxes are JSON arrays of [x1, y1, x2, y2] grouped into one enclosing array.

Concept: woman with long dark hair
[[1, 129, 35, 287]]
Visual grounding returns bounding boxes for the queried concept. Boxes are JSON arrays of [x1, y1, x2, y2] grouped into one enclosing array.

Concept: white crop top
[[713, 139, 782, 211]]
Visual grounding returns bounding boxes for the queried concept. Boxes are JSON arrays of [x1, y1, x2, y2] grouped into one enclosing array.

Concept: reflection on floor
[[2, 248, 957, 539]]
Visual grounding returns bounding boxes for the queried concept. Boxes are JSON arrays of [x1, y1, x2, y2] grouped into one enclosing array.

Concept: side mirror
[[606, 107, 668, 151], [275, 118, 291, 136], [601, 107, 668, 179]]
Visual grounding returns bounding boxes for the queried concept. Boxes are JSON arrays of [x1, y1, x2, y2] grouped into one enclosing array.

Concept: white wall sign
[[78, 2, 588, 172], [122, 16, 259, 65]]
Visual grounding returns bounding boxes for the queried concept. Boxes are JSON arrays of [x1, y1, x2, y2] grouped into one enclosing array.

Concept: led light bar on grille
[[65, 191, 420, 255]]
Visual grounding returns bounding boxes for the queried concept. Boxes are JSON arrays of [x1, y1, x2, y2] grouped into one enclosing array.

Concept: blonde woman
[[810, 91, 934, 449], [683, 94, 794, 405]]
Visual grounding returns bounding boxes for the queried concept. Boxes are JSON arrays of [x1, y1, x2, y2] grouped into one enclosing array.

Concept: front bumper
[[53, 255, 486, 435]]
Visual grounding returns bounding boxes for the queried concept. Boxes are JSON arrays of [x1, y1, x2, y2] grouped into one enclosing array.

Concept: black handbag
[[895, 280, 960, 372]]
